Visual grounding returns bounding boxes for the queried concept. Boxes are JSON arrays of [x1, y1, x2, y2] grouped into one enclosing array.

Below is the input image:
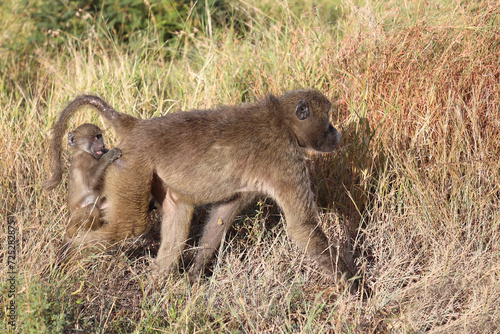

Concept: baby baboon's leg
[[66, 164, 152, 255], [274, 183, 349, 277], [154, 191, 194, 272], [64, 205, 102, 244], [190, 193, 256, 278], [69, 222, 131, 250], [57, 221, 137, 264]]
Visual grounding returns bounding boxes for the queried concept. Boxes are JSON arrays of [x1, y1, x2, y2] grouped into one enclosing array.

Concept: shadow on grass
[[311, 109, 386, 287]]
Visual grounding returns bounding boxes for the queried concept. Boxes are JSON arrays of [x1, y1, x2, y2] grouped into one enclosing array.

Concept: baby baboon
[[44, 97, 137, 192], [45, 90, 350, 281], [44, 123, 121, 243]]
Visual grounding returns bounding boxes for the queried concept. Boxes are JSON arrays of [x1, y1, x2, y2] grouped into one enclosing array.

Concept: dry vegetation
[[1, 0, 500, 332]]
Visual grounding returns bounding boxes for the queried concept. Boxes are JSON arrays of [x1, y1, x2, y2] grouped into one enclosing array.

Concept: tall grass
[[1, 0, 499, 332]]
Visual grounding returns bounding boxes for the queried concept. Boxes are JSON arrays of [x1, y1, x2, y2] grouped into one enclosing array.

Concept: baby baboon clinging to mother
[[45, 90, 351, 281], [43, 123, 121, 243]]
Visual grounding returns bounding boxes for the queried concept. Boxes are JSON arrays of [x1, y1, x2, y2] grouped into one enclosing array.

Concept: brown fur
[[43, 97, 137, 191], [45, 90, 350, 280], [46, 123, 121, 243]]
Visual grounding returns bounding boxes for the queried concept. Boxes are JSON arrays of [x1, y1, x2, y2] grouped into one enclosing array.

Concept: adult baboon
[[45, 90, 350, 280], [44, 123, 121, 243]]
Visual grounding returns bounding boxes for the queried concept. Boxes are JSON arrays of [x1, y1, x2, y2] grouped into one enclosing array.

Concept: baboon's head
[[68, 123, 106, 159], [280, 89, 341, 153]]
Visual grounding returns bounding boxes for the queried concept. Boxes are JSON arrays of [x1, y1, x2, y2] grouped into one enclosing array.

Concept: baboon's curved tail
[[43, 95, 139, 190]]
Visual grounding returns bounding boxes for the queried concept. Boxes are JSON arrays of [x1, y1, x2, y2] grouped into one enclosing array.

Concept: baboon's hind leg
[[62, 165, 152, 260], [189, 193, 256, 280], [154, 191, 194, 273]]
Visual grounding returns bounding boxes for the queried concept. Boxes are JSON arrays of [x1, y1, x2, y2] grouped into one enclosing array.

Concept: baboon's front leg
[[273, 183, 351, 279]]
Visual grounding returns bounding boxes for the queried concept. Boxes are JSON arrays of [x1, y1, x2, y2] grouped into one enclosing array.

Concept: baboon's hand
[[108, 148, 122, 160]]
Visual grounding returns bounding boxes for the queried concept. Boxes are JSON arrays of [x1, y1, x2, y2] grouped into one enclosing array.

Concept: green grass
[[1, 0, 500, 332]]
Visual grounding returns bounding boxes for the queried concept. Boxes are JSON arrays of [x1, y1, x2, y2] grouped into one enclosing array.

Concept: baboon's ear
[[295, 99, 310, 120], [68, 132, 76, 147]]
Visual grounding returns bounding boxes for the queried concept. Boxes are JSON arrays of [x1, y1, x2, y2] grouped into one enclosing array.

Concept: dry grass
[[1, 0, 500, 332]]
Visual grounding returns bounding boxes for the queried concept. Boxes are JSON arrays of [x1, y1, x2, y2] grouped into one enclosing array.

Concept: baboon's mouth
[[96, 151, 103, 156]]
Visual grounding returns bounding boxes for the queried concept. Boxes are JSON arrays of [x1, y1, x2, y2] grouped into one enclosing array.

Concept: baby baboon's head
[[280, 89, 341, 153], [68, 123, 106, 159]]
